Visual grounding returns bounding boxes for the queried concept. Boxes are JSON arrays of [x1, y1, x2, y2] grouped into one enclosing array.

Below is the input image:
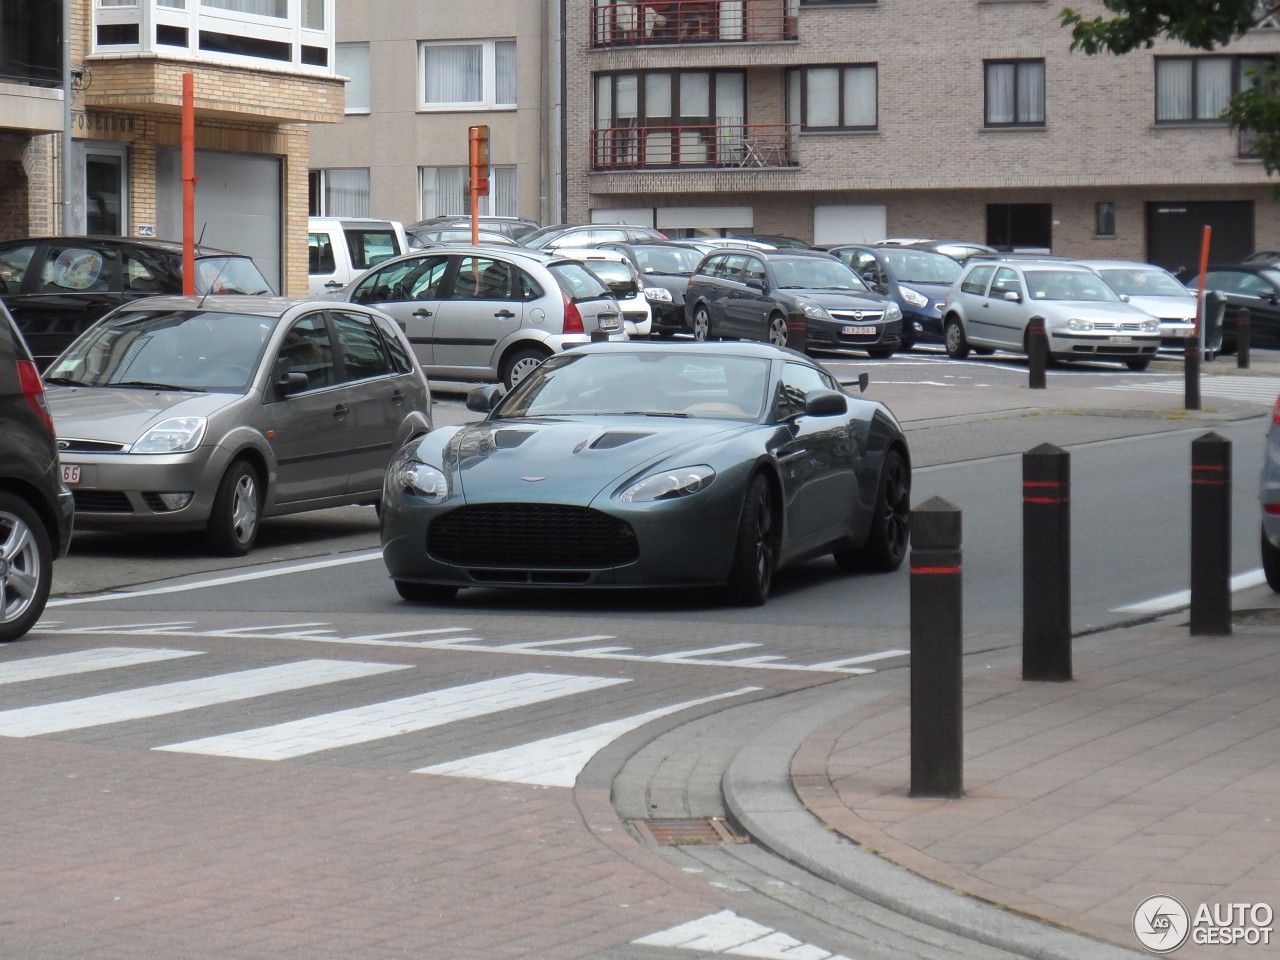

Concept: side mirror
[[803, 388, 848, 417], [1118, 293, 1131, 303], [1003, 290, 1021, 302], [275, 371, 309, 396], [747, 277, 766, 291], [466, 384, 505, 413]]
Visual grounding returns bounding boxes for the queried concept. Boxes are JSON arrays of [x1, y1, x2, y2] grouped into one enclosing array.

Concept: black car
[[1187, 263, 1280, 351], [594, 240, 709, 336], [0, 300, 74, 642], [0, 236, 274, 368], [684, 248, 904, 357]]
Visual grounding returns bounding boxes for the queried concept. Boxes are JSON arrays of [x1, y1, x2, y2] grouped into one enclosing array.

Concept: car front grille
[[72, 490, 132, 513], [427, 503, 639, 568], [58, 438, 127, 453], [828, 310, 886, 323]]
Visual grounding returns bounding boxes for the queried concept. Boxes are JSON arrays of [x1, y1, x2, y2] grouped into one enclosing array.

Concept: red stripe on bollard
[[1024, 496, 1068, 504], [910, 565, 961, 575]]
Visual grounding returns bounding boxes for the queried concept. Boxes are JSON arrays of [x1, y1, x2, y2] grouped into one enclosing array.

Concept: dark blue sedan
[[825, 244, 962, 349]]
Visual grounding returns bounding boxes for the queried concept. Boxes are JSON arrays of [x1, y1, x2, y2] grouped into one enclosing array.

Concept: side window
[[777, 361, 830, 418], [960, 264, 996, 296], [743, 257, 767, 286], [344, 228, 402, 269], [721, 254, 750, 282], [450, 256, 516, 300], [123, 255, 163, 294], [277, 313, 336, 390], [517, 269, 542, 301], [0, 243, 39, 292], [351, 260, 419, 305], [308, 232, 336, 274], [369, 311, 413, 374], [405, 256, 450, 299], [698, 255, 725, 279], [990, 266, 1022, 299], [40, 244, 114, 293], [331, 310, 393, 382]]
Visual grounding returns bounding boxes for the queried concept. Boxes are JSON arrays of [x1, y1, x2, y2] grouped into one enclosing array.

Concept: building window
[[1155, 55, 1276, 122], [202, 0, 286, 17], [337, 42, 370, 113], [594, 69, 747, 167], [309, 168, 370, 217], [987, 203, 1052, 251], [984, 59, 1045, 127], [420, 39, 516, 110], [1096, 201, 1116, 238], [786, 65, 877, 130], [419, 165, 517, 218]]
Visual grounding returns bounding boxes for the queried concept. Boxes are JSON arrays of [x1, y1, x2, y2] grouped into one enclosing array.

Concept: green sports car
[[381, 341, 911, 606]]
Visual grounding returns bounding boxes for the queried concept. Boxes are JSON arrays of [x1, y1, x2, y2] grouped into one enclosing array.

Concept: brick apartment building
[[0, 0, 345, 295]]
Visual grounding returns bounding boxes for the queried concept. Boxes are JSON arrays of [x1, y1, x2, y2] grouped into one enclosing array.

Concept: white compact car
[[553, 247, 653, 337], [1076, 260, 1197, 347]]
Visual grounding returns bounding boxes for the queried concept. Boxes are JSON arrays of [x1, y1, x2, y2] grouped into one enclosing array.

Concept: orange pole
[[1193, 224, 1212, 339], [182, 73, 195, 295]]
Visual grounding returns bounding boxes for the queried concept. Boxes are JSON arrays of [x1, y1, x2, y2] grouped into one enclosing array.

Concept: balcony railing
[[591, 0, 798, 48], [592, 122, 798, 170]]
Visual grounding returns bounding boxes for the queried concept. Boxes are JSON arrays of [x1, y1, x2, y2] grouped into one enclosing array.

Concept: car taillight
[[1267, 504, 1280, 515], [17, 359, 54, 433], [561, 289, 584, 335], [1273, 394, 1280, 425]]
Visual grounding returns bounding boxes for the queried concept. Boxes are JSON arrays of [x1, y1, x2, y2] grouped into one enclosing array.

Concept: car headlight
[[391, 458, 450, 501], [900, 286, 929, 308], [1141, 318, 1160, 333], [884, 301, 903, 321], [1066, 318, 1094, 332], [619, 465, 715, 503], [645, 286, 673, 303], [130, 417, 207, 454]]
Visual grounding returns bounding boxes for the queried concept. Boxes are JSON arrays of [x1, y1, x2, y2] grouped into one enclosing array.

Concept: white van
[[307, 217, 409, 296]]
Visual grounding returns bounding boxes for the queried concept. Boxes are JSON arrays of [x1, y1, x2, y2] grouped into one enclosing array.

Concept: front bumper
[[1047, 330, 1160, 360], [804, 316, 904, 353], [55, 448, 232, 532]]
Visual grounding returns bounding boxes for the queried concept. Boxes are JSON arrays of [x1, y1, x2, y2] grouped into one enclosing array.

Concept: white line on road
[[1112, 569, 1269, 614], [634, 910, 852, 959], [0, 647, 203, 685]]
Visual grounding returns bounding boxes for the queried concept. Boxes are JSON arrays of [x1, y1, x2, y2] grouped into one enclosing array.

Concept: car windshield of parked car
[[770, 257, 869, 292], [548, 262, 613, 301], [878, 249, 961, 285], [632, 245, 702, 276], [44, 309, 273, 392], [1024, 269, 1120, 302], [497, 351, 772, 421], [1096, 267, 1188, 298], [193, 257, 274, 296]]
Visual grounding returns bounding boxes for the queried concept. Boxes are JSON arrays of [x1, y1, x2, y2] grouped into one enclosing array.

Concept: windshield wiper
[[621, 410, 690, 418], [42, 376, 85, 386], [106, 380, 204, 392]]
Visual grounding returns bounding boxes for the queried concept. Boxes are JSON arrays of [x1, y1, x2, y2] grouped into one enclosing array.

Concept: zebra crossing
[[1098, 373, 1280, 405], [0, 645, 761, 785]]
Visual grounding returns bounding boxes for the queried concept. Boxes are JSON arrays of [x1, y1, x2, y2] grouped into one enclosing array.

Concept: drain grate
[[632, 817, 745, 845]]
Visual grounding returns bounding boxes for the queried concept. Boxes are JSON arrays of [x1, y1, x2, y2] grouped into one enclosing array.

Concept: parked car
[[1261, 393, 1280, 590], [408, 228, 518, 247], [594, 240, 709, 337], [407, 215, 540, 243], [41, 296, 432, 556], [520, 223, 667, 251], [0, 236, 274, 368], [331, 246, 626, 389], [307, 217, 409, 296], [942, 260, 1161, 369], [553, 247, 652, 337], [902, 240, 998, 262], [725, 234, 810, 250], [826, 244, 963, 348], [381, 341, 911, 606], [1184, 263, 1280, 352], [0, 300, 74, 642], [684, 248, 904, 357], [1075, 260, 1197, 347]]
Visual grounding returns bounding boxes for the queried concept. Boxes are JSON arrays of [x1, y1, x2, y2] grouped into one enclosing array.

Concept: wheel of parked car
[[395, 580, 460, 603], [1126, 358, 1152, 371], [767, 314, 789, 348], [866, 347, 895, 359], [944, 318, 971, 359], [725, 474, 777, 607], [1263, 527, 1280, 592], [834, 448, 910, 572], [502, 346, 551, 391], [691, 305, 712, 342], [206, 458, 261, 556], [0, 491, 53, 643]]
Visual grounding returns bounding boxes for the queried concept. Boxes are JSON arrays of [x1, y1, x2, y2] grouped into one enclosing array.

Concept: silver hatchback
[[332, 245, 626, 390], [42, 296, 432, 555]]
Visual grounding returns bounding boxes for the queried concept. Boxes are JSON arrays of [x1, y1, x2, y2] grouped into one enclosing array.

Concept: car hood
[[1122, 293, 1197, 322], [45, 385, 241, 444], [1039, 301, 1152, 322], [786, 289, 889, 310], [428, 416, 750, 504]]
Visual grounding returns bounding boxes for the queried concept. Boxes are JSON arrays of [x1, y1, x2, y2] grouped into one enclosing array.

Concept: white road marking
[[0, 647, 202, 685], [156, 672, 629, 760], [1113, 569, 1269, 614], [634, 910, 852, 959], [0, 660, 409, 737], [1099, 374, 1280, 405], [415, 687, 760, 786], [652, 643, 760, 661], [807, 648, 909, 670]]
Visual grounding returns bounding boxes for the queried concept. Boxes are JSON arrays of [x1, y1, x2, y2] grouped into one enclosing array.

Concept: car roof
[[571, 339, 809, 363], [0, 235, 246, 258], [1073, 259, 1169, 270], [110, 295, 334, 318], [373, 244, 565, 266]]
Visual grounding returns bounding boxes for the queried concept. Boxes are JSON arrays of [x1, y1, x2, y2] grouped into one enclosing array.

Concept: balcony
[[592, 122, 798, 170], [591, 0, 797, 49]]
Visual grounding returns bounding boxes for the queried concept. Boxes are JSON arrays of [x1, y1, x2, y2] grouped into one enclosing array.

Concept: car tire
[[866, 347, 895, 359], [502, 346, 551, 391], [725, 474, 776, 607], [767, 314, 788, 347], [205, 459, 261, 557], [835, 449, 910, 573], [692, 306, 712, 342], [0, 491, 53, 643], [944, 318, 970, 359], [973, 347, 995, 356], [1263, 527, 1280, 592], [395, 580, 460, 603], [1126, 358, 1152, 371]]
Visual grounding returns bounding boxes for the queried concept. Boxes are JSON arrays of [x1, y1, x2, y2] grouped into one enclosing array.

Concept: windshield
[[45, 309, 273, 392], [498, 351, 772, 421], [770, 257, 869, 292], [194, 257, 274, 296], [878, 249, 962, 285], [1024, 270, 1121, 302], [633, 245, 702, 276], [1097, 267, 1191, 298]]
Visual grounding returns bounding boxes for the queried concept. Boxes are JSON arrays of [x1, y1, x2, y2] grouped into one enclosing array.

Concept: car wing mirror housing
[[466, 383, 504, 413], [1004, 290, 1021, 302], [276, 371, 309, 396], [804, 388, 848, 417]]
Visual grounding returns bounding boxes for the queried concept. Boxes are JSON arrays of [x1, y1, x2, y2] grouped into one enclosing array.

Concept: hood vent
[[589, 431, 652, 450]]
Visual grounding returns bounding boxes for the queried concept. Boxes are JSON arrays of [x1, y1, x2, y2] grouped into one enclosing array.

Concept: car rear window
[[344, 228, 403, 270], [548, 262, 611, 301]]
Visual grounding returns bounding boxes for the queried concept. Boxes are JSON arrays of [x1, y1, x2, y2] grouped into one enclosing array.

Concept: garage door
[[1146, 200, 1253, 276]]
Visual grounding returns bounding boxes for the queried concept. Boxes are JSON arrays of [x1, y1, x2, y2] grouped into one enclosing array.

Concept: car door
[[771, 361, 858, 546], [1204, 270, 1280, 348], [265, 311, 353, 506], [7, 239, 123, 368], [429, 254, 526, 374], [977, 265, 1029, 349], [713, 253, 755, 338], [347, 254, 449, 367]]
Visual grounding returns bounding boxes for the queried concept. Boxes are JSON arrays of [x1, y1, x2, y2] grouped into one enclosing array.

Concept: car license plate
[[1109, 336, 1132, 344], [599, 316, 620, 331], [62, 464, 80, 484], [842, 325, 876, 336]]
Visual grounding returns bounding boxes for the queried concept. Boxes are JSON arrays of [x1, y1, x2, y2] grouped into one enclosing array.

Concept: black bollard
[[1190, 433, 1232, 636], [785, 310, 808, 353], [1027, 317, 1048, 390], [909, 496, 963, 799], [1238, 307, 1251, 370], [1184, 331, 1201, 411], [1023, 444, 1072, 681]]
